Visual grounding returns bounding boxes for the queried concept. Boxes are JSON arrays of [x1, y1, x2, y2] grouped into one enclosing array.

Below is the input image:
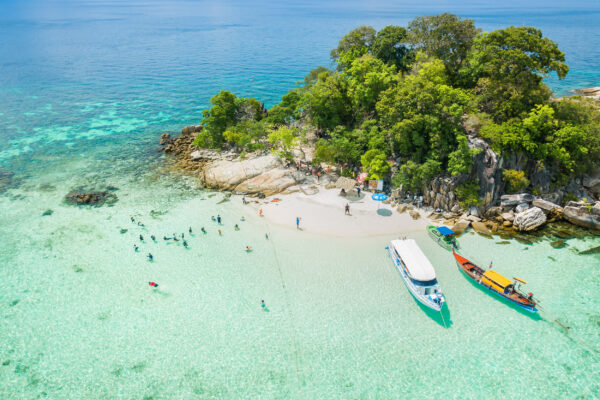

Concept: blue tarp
[[371, 193, 388, 201], [436, 226, 455, 236]]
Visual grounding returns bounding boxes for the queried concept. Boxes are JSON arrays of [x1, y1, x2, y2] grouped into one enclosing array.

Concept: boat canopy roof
[[436, 226, 455, 236], [483, 270, 512, 288], [391, 239, 436, 281]]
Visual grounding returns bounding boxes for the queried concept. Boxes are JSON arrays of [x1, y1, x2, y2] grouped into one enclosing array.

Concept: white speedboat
[[387, 239, 445, 311]]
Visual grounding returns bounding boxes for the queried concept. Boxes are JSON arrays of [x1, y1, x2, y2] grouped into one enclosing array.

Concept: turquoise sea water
[[1, 0, 600, 398]]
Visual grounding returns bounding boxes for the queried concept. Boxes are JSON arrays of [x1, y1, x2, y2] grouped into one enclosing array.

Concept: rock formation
[[513, 207, 547, 231]]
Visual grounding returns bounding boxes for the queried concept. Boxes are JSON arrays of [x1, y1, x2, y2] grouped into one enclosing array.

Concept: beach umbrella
[[371, 192, 388, 209]]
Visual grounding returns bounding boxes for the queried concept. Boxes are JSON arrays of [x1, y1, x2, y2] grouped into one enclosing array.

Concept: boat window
[[410, 278, 438, 287], [424, 288, 431, 295]]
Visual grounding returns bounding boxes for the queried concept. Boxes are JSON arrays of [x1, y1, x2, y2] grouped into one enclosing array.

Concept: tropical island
[[161, 13, 600, 242]]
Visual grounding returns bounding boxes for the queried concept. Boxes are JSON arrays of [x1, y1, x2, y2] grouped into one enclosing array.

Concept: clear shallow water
[[0, 0, 600, 398]]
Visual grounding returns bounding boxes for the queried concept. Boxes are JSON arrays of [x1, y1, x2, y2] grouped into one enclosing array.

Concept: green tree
[[376, 56, 470, 163], [408, 13, 479, 84], [267, 126, 299, 159], [194, 90, 238, 148], [331, 25, 376, 70], [465, 26, 568, 121], [455, 180, 482, 208], [360, 149, 391, 180], [302, 73, 353, 131], [371, 25, 413, 72], [347, 55, 397, 119], [447, 134, 481, 175]]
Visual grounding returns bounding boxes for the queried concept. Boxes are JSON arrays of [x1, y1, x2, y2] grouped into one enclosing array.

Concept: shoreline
[[244, 188, 431, 237]]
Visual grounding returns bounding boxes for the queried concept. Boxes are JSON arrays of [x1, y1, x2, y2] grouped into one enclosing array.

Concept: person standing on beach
[[296, 217, 301, 229], [345, 203, 350, 215], [357, 187, 361, 197]]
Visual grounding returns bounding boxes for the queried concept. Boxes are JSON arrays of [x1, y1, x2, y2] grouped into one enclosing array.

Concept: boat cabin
[[391, 239, 439, 289], [481, 270, 514, 294], [436, 226, 455, 238]]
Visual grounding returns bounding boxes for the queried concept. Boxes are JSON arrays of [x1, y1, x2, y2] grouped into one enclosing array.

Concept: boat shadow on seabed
[[414, 299, 453, 328]]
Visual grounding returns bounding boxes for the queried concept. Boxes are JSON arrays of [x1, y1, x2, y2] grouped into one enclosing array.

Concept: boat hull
[[387, 246, 444, 312], [452, 250, 537, 313], [427, 226, 458, 251]]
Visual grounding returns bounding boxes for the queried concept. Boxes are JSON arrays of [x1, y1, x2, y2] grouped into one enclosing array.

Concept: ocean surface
[[0, 0, 599, 398]]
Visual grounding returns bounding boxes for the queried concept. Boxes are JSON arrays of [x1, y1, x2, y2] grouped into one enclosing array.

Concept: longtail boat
[[427, 225, 459, 251], [452, 249, 537, 313]]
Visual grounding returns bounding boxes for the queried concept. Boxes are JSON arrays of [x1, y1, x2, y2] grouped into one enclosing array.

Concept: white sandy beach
[[248, 188, 431, 237]]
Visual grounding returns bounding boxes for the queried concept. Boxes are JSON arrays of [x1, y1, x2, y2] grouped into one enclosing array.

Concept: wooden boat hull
[[427, 226, 458, 251], [452, 250, 537, 313]]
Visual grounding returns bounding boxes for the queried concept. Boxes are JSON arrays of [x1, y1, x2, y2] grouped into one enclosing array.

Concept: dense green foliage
[[194, 14, 600, 196], [502, 169, 530, 193], [456, 180, 483, 208]]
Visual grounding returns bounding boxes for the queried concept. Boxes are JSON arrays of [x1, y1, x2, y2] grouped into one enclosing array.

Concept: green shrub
[[502, 169, 530, 193], [456, 180, 482, 208]]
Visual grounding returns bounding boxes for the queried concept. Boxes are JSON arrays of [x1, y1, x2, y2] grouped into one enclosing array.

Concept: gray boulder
[[500, 193, 535, 206], [563, 205, 600, 230], [513, 207, 547, 231], [515, 203, 529, 214], [532, 198, 562, 214], [451, 219, 471, 235]]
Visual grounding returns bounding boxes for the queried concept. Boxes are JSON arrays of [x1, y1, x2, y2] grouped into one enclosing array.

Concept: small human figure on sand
[[345, 203, 350, 215], [357, 187, 361, 197], [296, 217, 301, 229], [242, 197, 247, 204]]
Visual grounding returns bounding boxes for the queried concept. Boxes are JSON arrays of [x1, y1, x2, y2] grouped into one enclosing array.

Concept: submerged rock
[[42, 209, 53, 216], [64, 189, 118, 206], [579, 245, 600, 255], [513, 207, 546, 232], [471, 221, 492, 237], [550, 239, 567, 249], [409, 210, 420, 220]]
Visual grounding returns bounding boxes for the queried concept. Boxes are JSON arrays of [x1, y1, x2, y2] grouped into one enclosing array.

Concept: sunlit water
[[1, 0, 600, 398]]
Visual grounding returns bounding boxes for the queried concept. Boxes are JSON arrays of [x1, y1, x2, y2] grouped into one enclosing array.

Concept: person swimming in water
[[189, 227, 192, 234], [259, 209, 263, 217], [148, 253, 153, 261], [218, 229, 222, 236], [234, 224, 239, 231], [151, 235, 156, 241], [133, 244, 139, 252], [183, 240, 188, 248], [139, 234, 144, 241], [138, 222, 144, 227], [131, 216, 135, 222], [211, 216, 216, 222], [240, 216, 246, 221], [201, 227, 206, 234], [265, 233, 269, 239], [261, 299, 265, 308], [181, 233, 185, 239], [217, 215, 222, 224], [245, 246, 252, 252], [149, 281, 159, 288]]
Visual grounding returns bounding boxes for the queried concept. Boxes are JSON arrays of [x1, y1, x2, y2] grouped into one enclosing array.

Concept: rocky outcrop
[[0, 169, 18, 193], [64, 189, 118, 206], [181, 125, 203, 135], [500, 193, 535, 206], [331, 176, 356, 191], [202, 154, 283, 190], [513, 207, 547, 231], [234, 168, 296, 196], [452, 219, 471, 235], [423, 176, 459, 211], [469, 136, 503, 208], [563, 204, 600, 230]]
